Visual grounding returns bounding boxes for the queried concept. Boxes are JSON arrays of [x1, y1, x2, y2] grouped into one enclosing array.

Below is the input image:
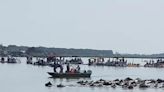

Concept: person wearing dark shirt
[[66, 63, 70, 73]]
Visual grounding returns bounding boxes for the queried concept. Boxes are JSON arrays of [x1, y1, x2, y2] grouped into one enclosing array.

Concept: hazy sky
[[0, 0, 164, 54]]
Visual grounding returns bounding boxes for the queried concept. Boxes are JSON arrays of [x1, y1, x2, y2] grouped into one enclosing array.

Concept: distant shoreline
[[0, 45, 164, 58]]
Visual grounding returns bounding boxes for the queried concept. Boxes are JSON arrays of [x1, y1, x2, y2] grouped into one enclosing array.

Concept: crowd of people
[[66, 64, 80, 73], [0, 56, 17, 63], [53, 63, 81, 73]]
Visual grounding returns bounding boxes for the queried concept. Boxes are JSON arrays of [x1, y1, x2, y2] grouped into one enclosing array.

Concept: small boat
[[33, 59, 48, 66], [7, 57, 18, 63], [127, 63, 140, 67], [144, 59, 164, 68], [88, 58, 105, 66], [48, 63, 92, 78], [47, 71, 92, 78], [65, 57, 83, 64], [105, 58, 127, 67]]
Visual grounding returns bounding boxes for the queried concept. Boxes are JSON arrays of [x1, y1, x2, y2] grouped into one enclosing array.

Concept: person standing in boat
[[66, 63, 70, 73], [76, 65, 80, 72], [60, 66, 63, 73], [53, 63, 63, 73]]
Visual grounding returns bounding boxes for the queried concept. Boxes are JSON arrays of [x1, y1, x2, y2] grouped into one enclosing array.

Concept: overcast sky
[[0, 0, 164, 54]]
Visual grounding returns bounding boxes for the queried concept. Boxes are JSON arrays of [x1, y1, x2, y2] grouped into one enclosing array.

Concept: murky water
[[0, 57, 164, 92]]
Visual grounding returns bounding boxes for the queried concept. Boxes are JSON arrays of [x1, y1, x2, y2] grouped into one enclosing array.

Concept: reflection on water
[[0, 57, 164, 92]]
